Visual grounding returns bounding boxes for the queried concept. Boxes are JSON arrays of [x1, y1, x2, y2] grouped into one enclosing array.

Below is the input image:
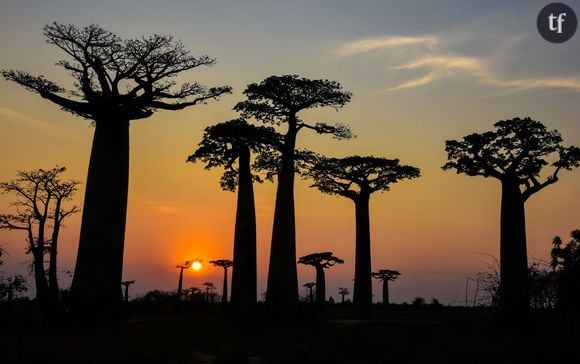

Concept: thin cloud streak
[[342, 35, 580, 93], [339, 35, 438, 56], [388, 54, 580, 92], [0, 107, 58, 129]]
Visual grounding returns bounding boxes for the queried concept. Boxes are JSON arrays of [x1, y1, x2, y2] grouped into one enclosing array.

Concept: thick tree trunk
[[32, 246, 50, 303], [266, 119, 298, 310], [29, 228, 57, 314], [231, 146, 257, 310], [499, 179, 529, 315], [353, 194, 373, 318], [123, 284, 129, 303], [315, 266, 325, 304], [222, 268, 228, 304], [48, 199, 61, 297], [177, 268, 184, 300], [383, 281, 389, 304], [70, 117, 129, 321]]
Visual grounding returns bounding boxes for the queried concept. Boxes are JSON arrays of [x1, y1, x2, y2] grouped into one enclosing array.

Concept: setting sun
[[191, 261, 202, 271]]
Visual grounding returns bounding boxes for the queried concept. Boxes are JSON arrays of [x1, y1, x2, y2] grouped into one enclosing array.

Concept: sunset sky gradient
[[1, 0, 579, 304]]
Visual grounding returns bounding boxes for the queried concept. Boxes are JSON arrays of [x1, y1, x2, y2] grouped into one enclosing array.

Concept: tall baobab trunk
[[123, 285, 129, 303], [231, 146, 257, 309], [315, 266, 326, 304], [382, 281, 389, 304], [48, 198, 62, 297], [499, 178, 529, 314], [177, 268, 185, 300], [353, 193, 372, 318], [266, 118, 298, 308], [71, 117, 130, 320], [29, 222, 57, 313], [32, 245, 50, 304], [222, 267, 228, 304]]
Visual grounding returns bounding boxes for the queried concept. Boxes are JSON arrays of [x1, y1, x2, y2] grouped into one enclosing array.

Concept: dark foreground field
[[1, 303, 579, 363]]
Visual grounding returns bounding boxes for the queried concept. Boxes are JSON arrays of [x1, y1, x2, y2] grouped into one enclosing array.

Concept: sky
[[1, 0, 580, 305]]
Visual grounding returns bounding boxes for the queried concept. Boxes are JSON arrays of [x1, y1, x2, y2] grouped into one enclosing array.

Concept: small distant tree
[[135, 290, 174, 304], [235, 75, 353, 309], [188, 119, 281, 310], [175, 260, 193, 301], [210, 259, 234, 304], [372, 269, 401, 304], [551, 230, 580, 314], [298, 252, 344, 304], [528, 262, 556, 309], [121, 280, 135, 303], [203, 282, 216, 303], [0, 167, 78, 312], [0, 247, 27, 301], [303, 282, 316, 303], [2, 23, 232, 318], [338, 287, 350, 304], [444, 117, 580, 314], [307, 156, 420, 317], [430, 298, 442, 307], [412, 297, 426, 306]]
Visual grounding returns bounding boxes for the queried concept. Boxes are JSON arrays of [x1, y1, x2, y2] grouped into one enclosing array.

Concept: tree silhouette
[[551, 230, 580, 315], [307, 156, 420, 317], [0, 167, 78, 312], [235, 75, 353, 309], [210, 259, 234, 304], [188, 119, 281, 310], [2, 23, 232, 318], [0, 247, 28, 301], [298, 252, 344, 304], [338, 287, 350, 304], [121, 280, 135, 303], [443, 117, 580, 313], [303, 282, 316, 303], [176, 260, 193, 301], [372, 269, 401, 304], [203, 282, 216, 303]]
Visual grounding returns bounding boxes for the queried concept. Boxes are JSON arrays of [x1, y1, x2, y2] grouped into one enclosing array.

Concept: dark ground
[[1, 302, 578, 363]]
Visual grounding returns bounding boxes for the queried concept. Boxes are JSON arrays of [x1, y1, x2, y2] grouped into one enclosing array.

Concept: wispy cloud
[[340, 34, 580, 94], [339, 35, 438, 56], [0, 107, 57, 129], [384, 74, 436, 92], [393, 56, 485, 73]]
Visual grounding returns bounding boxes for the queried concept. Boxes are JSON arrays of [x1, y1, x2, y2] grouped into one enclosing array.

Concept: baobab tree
[[307, 156, 420, 317], [1, 23, 231, 318], [176, 260, 193, 301], [298, 252, 344, 304], [121, 280, 135, 303], [372, 269, 400, 304], [188, 119, 281, 310], [444, 117, 580, 314], [235, 75, 353, 309], [0, 167, 79, 313], [303, 282, 316, 303], [210, 259, 234, 304], [203, 282, 216, 303], [338, 287, 350, 304]]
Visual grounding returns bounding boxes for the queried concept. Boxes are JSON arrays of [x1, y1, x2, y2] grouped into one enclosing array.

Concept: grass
[[1, 302, 579, 363]]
